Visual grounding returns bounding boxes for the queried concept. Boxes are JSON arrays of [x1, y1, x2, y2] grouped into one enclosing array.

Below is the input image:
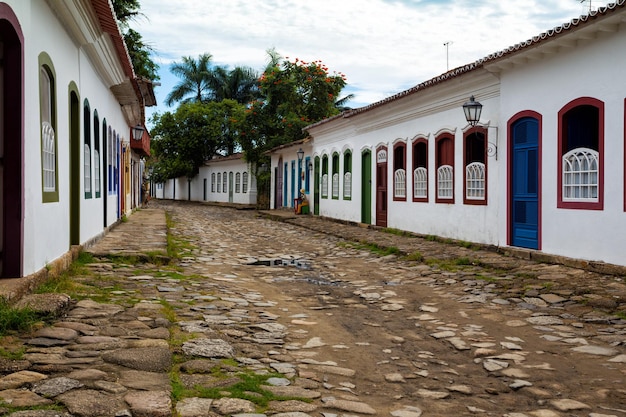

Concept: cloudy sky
[[134, 0, 598, 120]]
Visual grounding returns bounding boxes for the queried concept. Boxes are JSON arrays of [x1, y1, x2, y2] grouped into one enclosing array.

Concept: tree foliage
[[149, 100, 246, 181], [165, 54, 259, 106], [165, 54, 215, 106], [112, 0, 159, 81], [238, 56, 347, 165]]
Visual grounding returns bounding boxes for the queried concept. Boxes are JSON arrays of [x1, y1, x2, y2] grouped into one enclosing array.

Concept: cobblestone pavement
[[1, 199, 625, 417]]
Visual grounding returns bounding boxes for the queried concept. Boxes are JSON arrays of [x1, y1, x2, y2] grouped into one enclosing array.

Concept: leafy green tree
[[149, 100, 246, 182], [238, 56, 348, 165], [112, 0, 159, 81], [124, 28, 159, 81]]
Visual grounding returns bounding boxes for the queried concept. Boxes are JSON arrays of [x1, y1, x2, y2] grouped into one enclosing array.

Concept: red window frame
[[412, 137, 428, 202], [393, 141, 406, 202], [435, 133, 454, 204], [463, 126, 488, 205], [557, 97, 604, 210]]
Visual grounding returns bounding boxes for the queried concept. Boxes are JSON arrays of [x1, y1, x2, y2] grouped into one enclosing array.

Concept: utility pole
[[443, 41, 452, 71]]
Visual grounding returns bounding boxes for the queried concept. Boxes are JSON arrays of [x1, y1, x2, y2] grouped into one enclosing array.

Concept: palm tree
[[335, 93, 355, 112], [213, 66, 260, 104], [165, 53, 215, 106]]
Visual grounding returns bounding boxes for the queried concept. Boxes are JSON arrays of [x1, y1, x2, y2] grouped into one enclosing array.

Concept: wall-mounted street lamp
[[462, 96, 482, 127], [462, 96, 498, 159], [297, 148, 305, 181], [132, 124, 145, 141]]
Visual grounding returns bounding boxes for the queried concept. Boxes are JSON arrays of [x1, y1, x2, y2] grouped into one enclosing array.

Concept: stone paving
[[1, 200, 625, 417]]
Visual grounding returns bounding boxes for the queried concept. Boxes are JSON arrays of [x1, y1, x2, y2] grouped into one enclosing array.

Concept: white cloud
[[135, 0, 595, 117]]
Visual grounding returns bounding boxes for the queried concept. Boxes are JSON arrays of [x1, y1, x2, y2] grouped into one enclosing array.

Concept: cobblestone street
[[1, 200, 625, 417]]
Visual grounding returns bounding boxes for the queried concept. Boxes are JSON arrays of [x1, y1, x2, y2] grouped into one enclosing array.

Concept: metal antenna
[[580, 0, 592, 13], [443, 41, 452, 71]]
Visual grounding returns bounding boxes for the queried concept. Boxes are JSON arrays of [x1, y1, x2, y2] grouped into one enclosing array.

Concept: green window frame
[[39, 52, 58, 203], [321, 155, 329, 198], [83, 100, 92, 199], [332, 152, 339, 199], [343, 150, 352, 200], [93, 109, 101, 198]]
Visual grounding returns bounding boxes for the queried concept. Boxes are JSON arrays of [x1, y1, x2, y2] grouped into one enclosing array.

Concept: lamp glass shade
[[462, 96, 482, 126], [132, 124, 145, 141], [297, 148, 304, 162]]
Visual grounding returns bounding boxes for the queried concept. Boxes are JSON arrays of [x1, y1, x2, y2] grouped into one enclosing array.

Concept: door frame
[[314, 156, 320, 215], [375, 145, 388, 227], [0, 5, 24, 277], [69, 84, 80, 246], [507, 111, 542, 250], [361, 149, 372, 224]]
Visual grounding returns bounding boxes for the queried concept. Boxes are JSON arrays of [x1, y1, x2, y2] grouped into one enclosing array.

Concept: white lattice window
[[235, 173, 241, 193], [394, 169, 406, 198], [216, 173, 221, 193], [437, 165, 453, 199], [222, 171, 227, 193], [466, 162, 485, 200], [343, 172, 352, 199], [211, 173, 215, 192], [332, 173, 339, 198], [84, 144, 91, 194], [413, 167, 427, 198], [322, 173, 329, 198], [563, 147, 599, 201], [94, 150, 101, 194], [42, 121, 56, 192], [242, 172, 248, 193]]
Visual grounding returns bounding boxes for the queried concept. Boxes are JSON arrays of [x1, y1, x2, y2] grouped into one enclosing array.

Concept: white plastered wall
[[499, 24, 626, 265]]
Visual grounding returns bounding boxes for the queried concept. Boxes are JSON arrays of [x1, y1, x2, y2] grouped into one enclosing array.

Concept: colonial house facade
[[154, 153, 257, 206], [1, 0, 154, 278], [269, 2, 626, 268]]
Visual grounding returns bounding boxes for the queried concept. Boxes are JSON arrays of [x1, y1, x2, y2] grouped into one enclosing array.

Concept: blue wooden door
[[511, 117, 539, 249]]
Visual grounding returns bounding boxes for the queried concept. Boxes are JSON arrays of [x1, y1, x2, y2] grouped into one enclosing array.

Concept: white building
[[1, 0, 154, 278], [154, 153, 257, 206], [270, 2, 626, 268]]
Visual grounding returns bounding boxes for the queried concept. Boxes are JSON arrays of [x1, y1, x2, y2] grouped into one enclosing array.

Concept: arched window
[[321, 155, 329, 198], [343, 150, 352, 200], [83, 100, 92, 198], [242, 172, 248, 193], [39, 53, 58, 202], [464, 128, 487, 204], [216, 173, 221, 192], [211, 172, 216, 192], [436, 134, 454, 203], [93, 109, 101, 198], [393, 142, 406, 200], [235, 172, 241, 193], [412, 139, 428, 201], [222, 171, 227, 193], [558, 98, 604, 210], [332, 152, 340, 199]]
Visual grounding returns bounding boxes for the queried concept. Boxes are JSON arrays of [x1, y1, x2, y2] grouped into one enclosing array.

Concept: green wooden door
[[361, 150, 372, 224], [314, 156, 320, 215]]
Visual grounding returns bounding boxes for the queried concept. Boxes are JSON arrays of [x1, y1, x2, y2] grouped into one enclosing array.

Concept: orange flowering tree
[[238, 57, 348, 165]]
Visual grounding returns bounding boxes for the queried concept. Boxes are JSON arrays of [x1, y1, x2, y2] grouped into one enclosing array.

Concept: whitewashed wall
[[19, 1, 133, 275], [309, 72, 503, 245], [499, 23, 626, 266], [157, 156, 257, 205]]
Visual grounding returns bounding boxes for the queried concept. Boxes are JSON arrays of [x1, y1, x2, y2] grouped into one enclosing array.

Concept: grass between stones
[[170, 367, 310, 410]]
